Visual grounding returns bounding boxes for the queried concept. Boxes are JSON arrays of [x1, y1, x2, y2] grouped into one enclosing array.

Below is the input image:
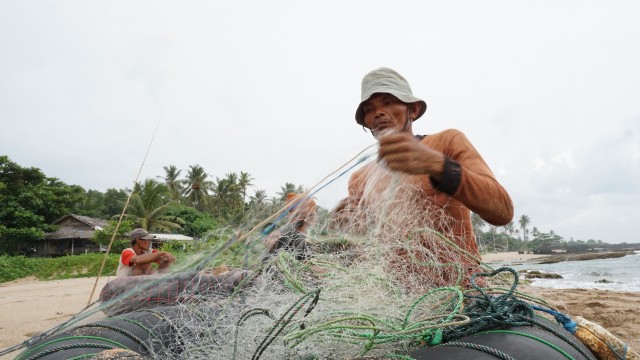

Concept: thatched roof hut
[[41, 214, 109, 256], [45, 214, 108, 240]]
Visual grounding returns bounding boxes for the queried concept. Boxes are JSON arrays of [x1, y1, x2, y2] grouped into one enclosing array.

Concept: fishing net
[[10, 146, 551, 360]]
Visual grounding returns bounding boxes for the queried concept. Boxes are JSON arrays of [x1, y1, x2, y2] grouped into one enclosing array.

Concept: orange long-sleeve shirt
[[346, 129, 514, 260]]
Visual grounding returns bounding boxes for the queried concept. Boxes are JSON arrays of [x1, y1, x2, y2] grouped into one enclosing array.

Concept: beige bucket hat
[[355, 67, 427, 127]]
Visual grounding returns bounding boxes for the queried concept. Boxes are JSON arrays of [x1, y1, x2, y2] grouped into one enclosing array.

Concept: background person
[[116, 228, 175, 277]]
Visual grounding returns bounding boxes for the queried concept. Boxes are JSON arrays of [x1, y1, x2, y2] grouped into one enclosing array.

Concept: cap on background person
[[129, 228, 156, 245]]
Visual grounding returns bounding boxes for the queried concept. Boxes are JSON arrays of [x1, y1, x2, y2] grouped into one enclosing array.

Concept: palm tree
[[518, 215, 530, 242], [238, 171, 254, 204], [502, 221, 516, 236], [225, 172, 238, 187], [250, 189, 268, 205], [244, 189, 270, 224], [125, 179, 182, 232], [211, 176, 232, 217], [182, 165, 213, 211], [159, 165, 183, 202], [532, 226, 540, 238]]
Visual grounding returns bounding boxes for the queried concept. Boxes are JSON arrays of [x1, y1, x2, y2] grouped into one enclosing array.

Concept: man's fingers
[[379, 134, 416, 159]]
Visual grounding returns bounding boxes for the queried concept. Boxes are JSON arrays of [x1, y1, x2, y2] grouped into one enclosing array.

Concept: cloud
[[1, 1, 640, 244]]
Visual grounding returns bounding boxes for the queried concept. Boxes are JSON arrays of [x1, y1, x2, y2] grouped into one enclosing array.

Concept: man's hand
[[157, 251, 175, 264], [378, 132, 446, 181], [156, 251, 175, 271]]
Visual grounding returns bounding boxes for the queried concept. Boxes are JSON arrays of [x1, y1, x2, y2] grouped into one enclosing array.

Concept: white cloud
[[1, 0, 640, 243]]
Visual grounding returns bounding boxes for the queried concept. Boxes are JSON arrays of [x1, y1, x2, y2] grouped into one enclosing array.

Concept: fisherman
[[116, 228, 175, 277], [332, 67, 514, 286]]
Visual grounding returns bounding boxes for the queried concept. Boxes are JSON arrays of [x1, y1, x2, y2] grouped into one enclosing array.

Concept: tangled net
[[10, 148, 562, 360]]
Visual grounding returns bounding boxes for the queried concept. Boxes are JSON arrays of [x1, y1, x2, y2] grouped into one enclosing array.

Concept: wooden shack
[[41, 214, 108, 256]]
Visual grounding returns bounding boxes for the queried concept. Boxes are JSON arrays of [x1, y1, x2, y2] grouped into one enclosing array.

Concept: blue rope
[[262, 153, 374, 236], [531, 305, 577, 334]]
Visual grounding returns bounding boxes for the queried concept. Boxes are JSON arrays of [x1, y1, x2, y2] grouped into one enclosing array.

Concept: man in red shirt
[[116, 228, 175, 277]]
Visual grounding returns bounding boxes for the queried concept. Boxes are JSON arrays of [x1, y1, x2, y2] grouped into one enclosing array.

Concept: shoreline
[[481, 251, 549, 264], [481, 250, 635, 265]]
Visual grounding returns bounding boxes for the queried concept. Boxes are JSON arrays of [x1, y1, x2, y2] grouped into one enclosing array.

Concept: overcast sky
[[1, 1, 639, 244]]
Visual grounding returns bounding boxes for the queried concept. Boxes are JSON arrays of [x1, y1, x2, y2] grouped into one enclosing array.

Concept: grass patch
[[0, 254, 119, 283]]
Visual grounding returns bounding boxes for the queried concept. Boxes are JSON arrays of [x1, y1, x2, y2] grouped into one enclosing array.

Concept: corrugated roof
[[150, 234, 194, 241]]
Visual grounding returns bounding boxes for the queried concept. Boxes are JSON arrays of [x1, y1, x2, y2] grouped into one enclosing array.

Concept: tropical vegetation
[[0, 155, 621, 257], [0, 156, 306, 255]]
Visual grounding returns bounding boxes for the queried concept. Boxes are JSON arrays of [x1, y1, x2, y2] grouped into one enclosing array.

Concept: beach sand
[[0, 276, 112, 360], [1, 254, 638, 359], [481, 251, 549, 264]]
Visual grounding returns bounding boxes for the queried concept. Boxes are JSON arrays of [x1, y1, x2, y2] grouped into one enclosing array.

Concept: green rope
[[520, 315, 596, 360], [252, 288, 321, 360], [282, 315, 381, 351], [470, 286, 554, 308], [402, 287, 464, 329], [275, 251, 308, 293], [72, 322, 151, 353], [104, 316, 163, 341], [233, 308, 273, 360], [23, 343, 117, 360], [17, 336, 130, 360], [259, 265, 472, 353], [435, 268, 534, 344]]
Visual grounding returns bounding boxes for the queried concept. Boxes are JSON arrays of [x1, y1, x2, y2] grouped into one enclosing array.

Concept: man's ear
[[410, 102, 422, 120]]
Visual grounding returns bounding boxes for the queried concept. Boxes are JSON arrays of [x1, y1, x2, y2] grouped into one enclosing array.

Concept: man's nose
[[374, 110, 386, 118]]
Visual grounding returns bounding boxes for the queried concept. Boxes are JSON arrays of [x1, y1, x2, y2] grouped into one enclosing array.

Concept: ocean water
[[506, 251, 640, 292]]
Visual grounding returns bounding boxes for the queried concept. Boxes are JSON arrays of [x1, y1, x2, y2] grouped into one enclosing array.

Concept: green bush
[[0, 253, 119, 283], [0, 256, 39, 282]]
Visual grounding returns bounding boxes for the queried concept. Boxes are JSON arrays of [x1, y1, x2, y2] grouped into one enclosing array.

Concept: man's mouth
[[373, 119, 392, 132]]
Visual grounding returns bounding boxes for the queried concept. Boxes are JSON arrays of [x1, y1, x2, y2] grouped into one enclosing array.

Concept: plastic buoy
[[573, 316, 639, 360]]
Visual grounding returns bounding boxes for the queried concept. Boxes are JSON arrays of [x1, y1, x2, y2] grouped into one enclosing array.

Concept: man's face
[[361, 93, 411, 137], [137, 239, 151, 250]]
